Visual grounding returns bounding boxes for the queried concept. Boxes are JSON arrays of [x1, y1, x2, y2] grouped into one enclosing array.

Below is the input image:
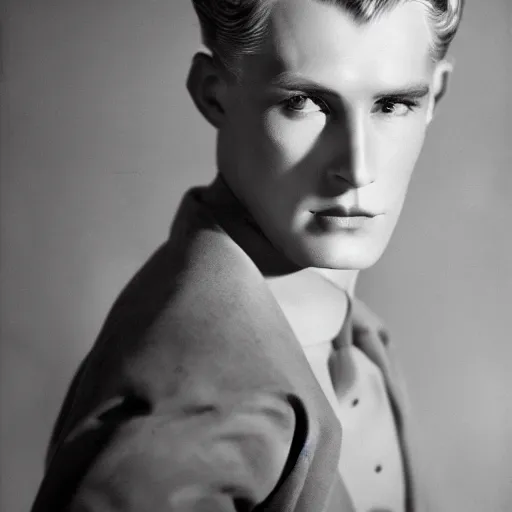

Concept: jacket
[[31, 174, 423, 512]]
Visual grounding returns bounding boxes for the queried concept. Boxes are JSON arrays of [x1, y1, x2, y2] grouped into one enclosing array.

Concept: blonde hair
[[192, 0, 465, 79]]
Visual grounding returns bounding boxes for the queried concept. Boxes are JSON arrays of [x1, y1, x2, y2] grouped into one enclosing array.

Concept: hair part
[[192, 0, 465, 80]]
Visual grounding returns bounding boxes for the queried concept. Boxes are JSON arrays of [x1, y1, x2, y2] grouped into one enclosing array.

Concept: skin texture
[[187, 0, 452, 295]]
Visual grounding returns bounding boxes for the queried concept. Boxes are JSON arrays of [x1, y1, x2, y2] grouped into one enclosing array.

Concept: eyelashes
[[282, 93, 421, 117], [374, 97, 420, 115], [283, 94, 329, 114]]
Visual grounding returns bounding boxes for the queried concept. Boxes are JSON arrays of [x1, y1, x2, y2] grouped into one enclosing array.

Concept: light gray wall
[[1, 1, 511, 511]]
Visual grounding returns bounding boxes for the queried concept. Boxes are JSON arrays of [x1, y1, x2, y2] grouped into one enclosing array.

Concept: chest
[[303, 342, 405, 512]]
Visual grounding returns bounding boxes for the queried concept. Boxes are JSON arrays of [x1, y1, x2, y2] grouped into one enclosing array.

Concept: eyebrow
[[375, 84, 431, 99], [269, 74, 430, 99]]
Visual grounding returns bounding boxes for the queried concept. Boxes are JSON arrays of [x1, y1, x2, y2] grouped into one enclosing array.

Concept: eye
[[373, 99, 417, 117], [284, 94, 327, 114]]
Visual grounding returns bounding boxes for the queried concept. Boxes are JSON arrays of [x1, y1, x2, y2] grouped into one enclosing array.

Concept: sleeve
[[32, 389, 298, 512], [44, 353, 92, 469]]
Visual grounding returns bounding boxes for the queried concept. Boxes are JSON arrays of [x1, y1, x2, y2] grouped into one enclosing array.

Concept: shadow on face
[[189, 0, 453, 270]]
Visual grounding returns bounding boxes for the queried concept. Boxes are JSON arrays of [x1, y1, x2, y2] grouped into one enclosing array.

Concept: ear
[[186, 52, 229, 129], [426, 58, 454, 125]]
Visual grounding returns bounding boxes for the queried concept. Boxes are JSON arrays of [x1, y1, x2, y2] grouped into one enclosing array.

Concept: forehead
[[242, 0, 434, 91]]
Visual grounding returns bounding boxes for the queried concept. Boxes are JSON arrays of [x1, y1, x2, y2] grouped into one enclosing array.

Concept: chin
[[312, 252, 381, 271], [282, 238, 385, 271], [316, 255, 380, 271]]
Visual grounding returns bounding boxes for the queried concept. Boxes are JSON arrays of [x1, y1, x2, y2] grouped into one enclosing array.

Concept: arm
[[32, 389, 297, 512]]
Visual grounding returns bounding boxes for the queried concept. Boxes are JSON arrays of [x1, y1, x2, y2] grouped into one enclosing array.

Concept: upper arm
[[35, 390, 298, 512]]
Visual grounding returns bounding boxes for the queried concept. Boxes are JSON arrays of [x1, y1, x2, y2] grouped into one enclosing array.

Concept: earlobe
[[426, 59, 454, 124], [186, 52, 227, 129]]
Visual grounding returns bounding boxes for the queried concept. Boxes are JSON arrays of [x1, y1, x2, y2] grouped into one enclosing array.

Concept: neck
[[310, 268, 360, 298]]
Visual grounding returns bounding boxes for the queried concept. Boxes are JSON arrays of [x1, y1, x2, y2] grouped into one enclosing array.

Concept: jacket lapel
[[349, 298, 419, 511]]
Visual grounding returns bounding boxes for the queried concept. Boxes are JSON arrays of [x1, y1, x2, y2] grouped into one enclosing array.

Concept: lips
[[312, 206, 378, 218]]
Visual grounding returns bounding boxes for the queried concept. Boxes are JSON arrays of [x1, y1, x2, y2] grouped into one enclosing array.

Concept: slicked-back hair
[[191, 0, 465, 80]]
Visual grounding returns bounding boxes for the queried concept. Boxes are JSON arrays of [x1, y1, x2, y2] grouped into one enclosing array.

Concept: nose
[[326, 111, 376, 189]]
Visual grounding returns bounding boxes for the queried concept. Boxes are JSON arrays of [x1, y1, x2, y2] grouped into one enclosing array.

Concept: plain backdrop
[[1, 1, 511, 511]]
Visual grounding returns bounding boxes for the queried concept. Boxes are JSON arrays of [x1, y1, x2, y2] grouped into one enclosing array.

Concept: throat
[[266, 268, 350, 347]]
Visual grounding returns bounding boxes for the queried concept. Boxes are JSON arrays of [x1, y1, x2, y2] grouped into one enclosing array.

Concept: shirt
[[301, 319, 406, 512]]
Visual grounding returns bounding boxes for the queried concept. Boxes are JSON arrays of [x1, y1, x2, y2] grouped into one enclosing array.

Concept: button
[[375, 464, 383, 473], [351, 398, 359, 407]]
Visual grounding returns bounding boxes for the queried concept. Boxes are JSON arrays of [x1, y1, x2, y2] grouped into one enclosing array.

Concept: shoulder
[[64, 209, 292, 417]]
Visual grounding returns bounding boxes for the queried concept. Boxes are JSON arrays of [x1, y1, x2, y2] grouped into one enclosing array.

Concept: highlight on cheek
[[263, 106, 327, 159]]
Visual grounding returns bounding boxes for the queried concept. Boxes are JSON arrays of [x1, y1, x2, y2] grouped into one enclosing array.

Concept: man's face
[[217, 0, 441, 269]]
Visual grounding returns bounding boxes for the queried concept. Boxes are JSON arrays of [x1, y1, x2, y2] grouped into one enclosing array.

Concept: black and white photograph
[[1, 1, 511, 511]]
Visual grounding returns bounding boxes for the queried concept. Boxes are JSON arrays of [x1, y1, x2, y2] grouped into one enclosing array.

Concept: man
[[31, 0, 464, 511]]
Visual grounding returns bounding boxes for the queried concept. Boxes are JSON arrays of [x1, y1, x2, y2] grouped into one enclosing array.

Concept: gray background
[[1, 1, 511, 511]]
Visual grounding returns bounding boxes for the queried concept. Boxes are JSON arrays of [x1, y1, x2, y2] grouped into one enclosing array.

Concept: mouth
[[309, 206, 382, 231], [311, 206, 379, 218]]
